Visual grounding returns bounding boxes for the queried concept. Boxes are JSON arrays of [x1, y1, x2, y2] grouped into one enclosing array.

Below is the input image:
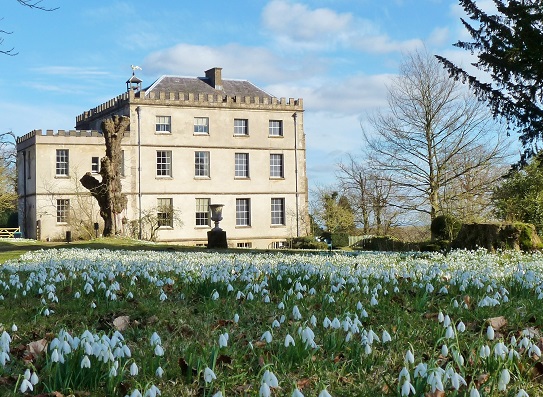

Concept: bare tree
[[80, 116, 129, 237], [337, 154, 400, 235], [1, 1, 58, 56], [0, 131, 17, 216], [363, 49, 511, 224]]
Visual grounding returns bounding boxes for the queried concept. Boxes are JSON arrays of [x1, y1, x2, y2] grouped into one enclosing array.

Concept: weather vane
[[130, 65, 142, 73]]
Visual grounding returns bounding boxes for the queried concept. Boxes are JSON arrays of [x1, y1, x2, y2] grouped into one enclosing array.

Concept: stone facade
[[17, 68, 309, 249]]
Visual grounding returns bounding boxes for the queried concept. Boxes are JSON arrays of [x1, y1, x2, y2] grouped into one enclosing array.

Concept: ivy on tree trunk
[[80, 115, 129, 237]]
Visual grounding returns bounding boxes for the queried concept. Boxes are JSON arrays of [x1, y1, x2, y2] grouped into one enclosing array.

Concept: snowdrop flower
[[150, 332, 161, 346], [144, 385, 161, 397], [284, 334, 295, 347], [443, 315, 451, 327], [398, 366, 410, 382], [81, 354, 91, 368], [109, 365, 118, 377], [457, 321, 466, 332], [11, 324, 17, 332], [323, 317, 331, 328], [292, 388, 304, 397], [234, 313, 240, 323], [401, 379, 415, 396], [154, 344, 164, 356], [130, 389, 142, 397], [487, 326, 495, 340], [441, 344, 448, 357], [262, 370, 279, 387], [318, 389, 332, 397], [90, 302, 96, 309], [405, 349, 414, 364], [261, 331, 272, 343], [450, 372, 466, 390], [470, 387, 481, 397], [51, 348, 60, 363], [292, 305, 302, 320], [19, 378, 33, 393], [130, 362, 139, 376], [260, 382, 271, 397], [204, 367, 217, 383], [278, 302, 285, 309], [330, 318, 341, 329], [498, 368, 510, 391], [437, 312, 444, 323], [310, 315, 317, 327], [212, 392, 223, 397], [516, 389, 529, 397], [479, 344, 491, 358], [529, 343, 542, 357], [370, 296, 378, 306], [0, 351, 10, 366], [413, 362, 427, 378], [156, 366, 164, 378], [445, 326, 454, 339], [382, 330, 392, 343]]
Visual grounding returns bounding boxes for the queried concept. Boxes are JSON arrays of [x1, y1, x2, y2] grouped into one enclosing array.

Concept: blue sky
[[0, 0, 501, 188]]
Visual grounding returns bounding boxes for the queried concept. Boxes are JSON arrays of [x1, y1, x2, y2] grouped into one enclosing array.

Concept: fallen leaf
[[28, 338, 48, 356], [476, 373, 490, 387], [463, 295, 471, 307], [487, 316, 507, 331], [253, 340, 267, 348], [113, 316, 130, 331], [425, 390, 445, 397], [216, 354, 232, 366], [296, 377, 312, 390]]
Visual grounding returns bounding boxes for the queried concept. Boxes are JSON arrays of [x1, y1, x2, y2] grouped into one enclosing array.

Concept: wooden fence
[[0, 227, 21, 238]]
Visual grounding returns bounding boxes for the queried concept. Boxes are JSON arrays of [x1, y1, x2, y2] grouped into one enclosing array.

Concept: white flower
[[260, 382, 271, 397], [219, 333, 228, 348], [154, 344, 164, 356], [318, 389, 332, 397], [292, 388, 304, 397], [130, 362, 139, 376], [405, 349, 414, 364], [457, 321, 466, 332], [445, 325, 454, 339], [470, 388, 481, 397], [130, 389, 143, 397], [20, 378, 33, 393], [284, 334, 295, 347], [401, 379, 415, 396], [11, 324, 17, 332], [516, 389, 529, 397], [262, 370, 279, 387], [204, 367, 217, 383], [261, 331, 272, 344], [441, 344, 448, 357], [486, 325, 495, 340], [144, 384, 161, 397], [81, 354, 91, 368], [498, 368, 510, 391], [382, 330, 392, 343], [156, 366, 164, 377], [212, 392, 223, 397], [234, 313, 240, 323], [150, 332, 161, 346], [211, 290, 219, 300]]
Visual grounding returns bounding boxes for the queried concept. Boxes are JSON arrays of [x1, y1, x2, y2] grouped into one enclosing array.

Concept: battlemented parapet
[[75, 88, 303, 128], [16, 129, 103, 144]]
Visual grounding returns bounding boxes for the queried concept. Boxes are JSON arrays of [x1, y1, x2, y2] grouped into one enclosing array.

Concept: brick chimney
[[205, 67, 223, 90]]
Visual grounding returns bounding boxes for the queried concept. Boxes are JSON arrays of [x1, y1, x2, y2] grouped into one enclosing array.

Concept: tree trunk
[[80, 115, 130, 237]]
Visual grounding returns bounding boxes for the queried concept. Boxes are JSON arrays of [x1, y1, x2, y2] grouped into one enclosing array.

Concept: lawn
[[1, 241, 543, 396]]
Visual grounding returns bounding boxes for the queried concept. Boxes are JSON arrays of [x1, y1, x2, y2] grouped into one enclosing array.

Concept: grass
[[0, 243, 543, 396]]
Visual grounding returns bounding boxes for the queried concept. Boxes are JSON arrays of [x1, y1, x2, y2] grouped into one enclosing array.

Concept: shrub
[[431, 214, 461, 241], [287, 236, 328, 250], [452, 222, 542, 251]]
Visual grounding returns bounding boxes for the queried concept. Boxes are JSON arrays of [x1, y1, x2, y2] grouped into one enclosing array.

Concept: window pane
[[234, 119, 248, 135], [269, 120, 283, 136], [236, 198, 250, 226], [195, 151, 210, 177], [270, 154, 284, 178], [157, 198, 173, 227], [56, 149, 69, 176], [235, 153, 249, 177], [194, 117, 209, 134], [56, 199, 69, 223], [271, 198, 285, 225], [91, 157, 100, 173], [156, 116, 171, 132], [195, 198, 210, 226], [156, 151, 172, 177]]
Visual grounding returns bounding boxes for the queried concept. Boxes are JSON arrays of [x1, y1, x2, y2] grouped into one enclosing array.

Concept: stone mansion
[[16, 67, 309, 249]]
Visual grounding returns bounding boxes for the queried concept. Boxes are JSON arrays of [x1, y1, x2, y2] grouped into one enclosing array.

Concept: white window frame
[[156, 116, 171, 133], [91, 156, 100, 174], [236, 198, 251, 226], [271, 198, 286, 225], [195, 151, 210, 177], [234, 119, 248, 136], [194, 117, 209, 134], [56, 149, 69, 176], [270, 154, 284, 178], [269, 120, 283, 136], [157, 198, 173, 228], [156, 150, 172, 177], [195, 198, 210, 226], [235, 153, 249, 178], [56, 199, 70, 223]]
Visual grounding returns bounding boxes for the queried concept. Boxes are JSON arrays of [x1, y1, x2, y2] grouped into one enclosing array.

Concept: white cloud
[[30, 66, 110, 78], [142, 43, 316, 84], [261, 0, 425, 54]]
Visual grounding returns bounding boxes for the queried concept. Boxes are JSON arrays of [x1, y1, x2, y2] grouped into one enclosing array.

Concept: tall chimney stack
[[205, 67, 223, 90]]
